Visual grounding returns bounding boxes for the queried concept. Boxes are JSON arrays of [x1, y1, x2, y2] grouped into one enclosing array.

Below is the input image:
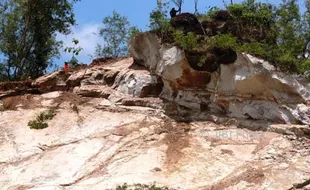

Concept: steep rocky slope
[[1, 33, 310, 189], [129, 32, 310, 125]]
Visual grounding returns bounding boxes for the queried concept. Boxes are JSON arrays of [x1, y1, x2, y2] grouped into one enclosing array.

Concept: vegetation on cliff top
[[150, 0, 310, 74]]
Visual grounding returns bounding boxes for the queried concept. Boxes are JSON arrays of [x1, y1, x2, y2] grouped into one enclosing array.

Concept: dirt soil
[[1, 94, 41, 110], [0, 80, 32, 92]]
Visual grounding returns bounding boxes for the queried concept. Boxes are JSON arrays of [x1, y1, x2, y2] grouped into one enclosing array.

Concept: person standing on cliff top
[[64, 62, 70, 71], [170, 8, 180, 18]]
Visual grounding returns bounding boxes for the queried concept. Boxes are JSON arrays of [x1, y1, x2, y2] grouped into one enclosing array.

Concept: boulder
[[114, 69, 163, 98], [129, 32, 161, 69], [170, 13, 202, 34], [66, 58, 132, 88], [32, 70, 70, 92], [66, 68, 93, 87], [129, 32, 310, 124]]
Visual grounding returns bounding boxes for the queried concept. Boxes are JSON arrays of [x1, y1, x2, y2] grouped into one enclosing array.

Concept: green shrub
[[237, 42, 268, 58], [28, 120, 49, 130], [227, 2, 273, 26], [28, 109, 56, 130], [113, 183, 171, 190], [149, 10, 170, 31], [299, 59, 310, 74], [213, 34, 238, 49], [174, 31, 199, 50], [198, 55, 207, 67], [151, 0, 310, 74], [129, 26, 142, 38]]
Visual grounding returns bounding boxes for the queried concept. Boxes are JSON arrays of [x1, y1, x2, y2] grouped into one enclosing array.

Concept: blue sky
[[56, 0, 307, 67]]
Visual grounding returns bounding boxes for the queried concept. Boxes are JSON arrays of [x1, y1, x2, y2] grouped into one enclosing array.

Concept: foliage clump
[[153, 0, 310, 74], [96, 11, 141, 57], [28, 109, 56, 130], [174, 31, 199, 50], [64, 38, 83, 68], [112, 183, 172, 190], [0, 0, 80, 81]]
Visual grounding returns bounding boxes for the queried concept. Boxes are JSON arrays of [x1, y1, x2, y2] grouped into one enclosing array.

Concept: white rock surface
[[0, 94, 309, 190]]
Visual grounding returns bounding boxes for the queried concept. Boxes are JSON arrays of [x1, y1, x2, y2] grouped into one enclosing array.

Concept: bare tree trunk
[[194, 0, 198, 14], [171, 0, 183, 13]]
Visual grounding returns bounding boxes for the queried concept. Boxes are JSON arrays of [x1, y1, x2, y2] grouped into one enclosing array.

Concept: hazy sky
[[56, 0, 307, 67]]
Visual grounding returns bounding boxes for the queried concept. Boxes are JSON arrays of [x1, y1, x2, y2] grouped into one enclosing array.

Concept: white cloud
[[57, 23, 104, 64]]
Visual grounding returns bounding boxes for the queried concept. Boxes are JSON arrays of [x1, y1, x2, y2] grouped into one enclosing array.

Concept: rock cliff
[[0, 31, 310, 190], [130, 32, 310, 125]]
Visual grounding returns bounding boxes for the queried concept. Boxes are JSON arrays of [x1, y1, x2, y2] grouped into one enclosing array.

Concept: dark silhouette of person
[[64, 62, 70, 71], [170, 8, 180, 18]]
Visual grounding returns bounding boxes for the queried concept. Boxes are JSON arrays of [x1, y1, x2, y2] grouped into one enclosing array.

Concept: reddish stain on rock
[[177, 66, 212, 88]]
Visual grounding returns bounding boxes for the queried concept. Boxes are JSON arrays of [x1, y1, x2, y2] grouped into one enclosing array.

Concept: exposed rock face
[[0, 92, 310, 190], [32, 70, 70, 91], [1, 30, 310, 190], [114, 69, 163, 98], [129, 32, 310, 125], [30, 57, 162, 100]]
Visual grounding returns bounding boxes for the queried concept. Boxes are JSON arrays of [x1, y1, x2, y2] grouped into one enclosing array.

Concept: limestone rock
[[32, 71, 70, 91], [0, 97, 309, 190], [129, 32, 310, 124], [66, 68, 93, 87], [67, 58, 132, 88], [73, 85, 114, 98], [121, 97, 163, 109], [114, 69, 163, 98]]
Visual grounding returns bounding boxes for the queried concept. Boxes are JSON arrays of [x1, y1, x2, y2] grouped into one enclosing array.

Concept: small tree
[[0, 0, 80, 80], [129, 26, 142, 38], [64, 38, 83, 67], [149, 0, 170, 30], [96, 11, 134, 57]]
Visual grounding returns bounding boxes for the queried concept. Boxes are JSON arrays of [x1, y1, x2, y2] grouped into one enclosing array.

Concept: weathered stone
[[0, 100, 309, 189], [129, 32, 161, 69], [1, 34, 310, 190], [121, 97, 163, 109], [66, 58, 133, 88], [129, 32, 310, 124], [32, 71, 70, 91], [80, 70, 105, 86], [73, 85, 114, 98], [114, 69, 163, 98], [104, 69, 120, 85], [66, 68, 92, 87]]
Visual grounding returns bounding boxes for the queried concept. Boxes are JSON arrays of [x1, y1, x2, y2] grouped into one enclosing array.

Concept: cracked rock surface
[[0, 92, 310, 190], [0, 38, 310, 189]]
